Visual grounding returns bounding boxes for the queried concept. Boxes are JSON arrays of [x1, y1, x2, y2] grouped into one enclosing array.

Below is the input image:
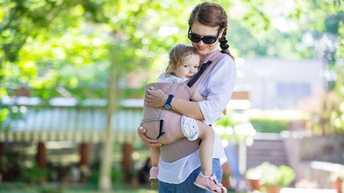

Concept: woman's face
[[189, 22, 222, 56]]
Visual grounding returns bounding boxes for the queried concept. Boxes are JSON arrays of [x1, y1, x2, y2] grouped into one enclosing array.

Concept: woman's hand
[[145, 86, 168, 108], [137, 126, 162, 147]]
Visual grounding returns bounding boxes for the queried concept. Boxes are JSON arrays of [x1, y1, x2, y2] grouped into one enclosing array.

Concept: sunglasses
[[188, 27, 221, 44]]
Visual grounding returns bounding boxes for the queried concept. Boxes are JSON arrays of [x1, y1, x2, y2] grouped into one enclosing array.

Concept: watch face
[[164, 104, 171, 109]]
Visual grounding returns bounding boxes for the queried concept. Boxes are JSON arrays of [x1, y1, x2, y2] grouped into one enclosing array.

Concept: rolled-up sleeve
[[198, 56, 237, 125]]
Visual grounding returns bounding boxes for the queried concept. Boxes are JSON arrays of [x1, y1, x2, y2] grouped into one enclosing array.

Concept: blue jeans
[[158, 158, 222, 193], [224, 143, 243, 181]]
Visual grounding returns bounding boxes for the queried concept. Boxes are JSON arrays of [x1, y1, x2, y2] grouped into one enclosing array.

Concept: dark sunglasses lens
[[202, 36, 217, 44], [189, 33, 201, 42]]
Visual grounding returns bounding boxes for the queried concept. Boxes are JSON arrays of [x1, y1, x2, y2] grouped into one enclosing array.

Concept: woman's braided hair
[[188, 2, 235, 60]]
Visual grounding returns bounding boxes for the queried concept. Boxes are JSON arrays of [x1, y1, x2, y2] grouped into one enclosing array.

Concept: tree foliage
[[0, 0, 195, 99], [1, 0, 342, 98]]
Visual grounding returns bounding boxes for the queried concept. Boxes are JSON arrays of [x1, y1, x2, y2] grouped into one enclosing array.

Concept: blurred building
[[235, 57, 324, 110]]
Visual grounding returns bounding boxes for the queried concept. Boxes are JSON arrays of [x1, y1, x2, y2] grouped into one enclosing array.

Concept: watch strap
[[165, 94, 174, 109]]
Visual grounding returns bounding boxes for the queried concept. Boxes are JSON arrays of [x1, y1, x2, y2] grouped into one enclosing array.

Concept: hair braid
[[219, 25, 234, 60]]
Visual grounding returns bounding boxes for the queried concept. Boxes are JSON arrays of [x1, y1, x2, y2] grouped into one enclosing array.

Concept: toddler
[[147, 43, 222, 192]]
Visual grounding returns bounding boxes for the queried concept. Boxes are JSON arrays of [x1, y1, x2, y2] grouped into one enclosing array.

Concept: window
[[277, 83, 311, 97]]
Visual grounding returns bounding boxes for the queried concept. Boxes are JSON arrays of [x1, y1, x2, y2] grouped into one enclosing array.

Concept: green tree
[[0, 0, 201, 191]]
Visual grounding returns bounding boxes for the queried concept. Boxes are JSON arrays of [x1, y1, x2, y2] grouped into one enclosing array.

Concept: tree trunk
[[98, 46, 119, 191], [122, 143, 133, 182], [36, 142, 47, 168]]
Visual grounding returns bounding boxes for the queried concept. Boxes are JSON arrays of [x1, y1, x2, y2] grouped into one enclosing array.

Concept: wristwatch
[[164, 94, 174, 110]]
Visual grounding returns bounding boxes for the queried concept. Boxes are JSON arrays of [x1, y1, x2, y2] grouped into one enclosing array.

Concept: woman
[[138, 2, 236, 192]]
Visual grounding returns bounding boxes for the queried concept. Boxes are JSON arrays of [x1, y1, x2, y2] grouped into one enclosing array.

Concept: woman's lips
[[197, 46, 207, 51]]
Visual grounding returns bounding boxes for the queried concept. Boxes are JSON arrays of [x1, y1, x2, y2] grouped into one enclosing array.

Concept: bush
[[250, 118, 290, 133], [88, 168, 124, 185], [246, 162, 295, 187], [19, 164, 50, 184]]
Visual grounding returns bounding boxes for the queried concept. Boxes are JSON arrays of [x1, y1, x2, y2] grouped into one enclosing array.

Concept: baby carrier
[[140, 50, 227, 152]]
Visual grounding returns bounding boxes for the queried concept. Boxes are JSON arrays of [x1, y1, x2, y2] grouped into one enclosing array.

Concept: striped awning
[[0, 98, 144, 144]]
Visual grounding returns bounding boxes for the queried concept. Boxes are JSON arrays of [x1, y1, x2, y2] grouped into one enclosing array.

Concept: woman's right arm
[[145, 87, 205, 120], [137, 126, 162, 148], [170, 97, 204, 120]]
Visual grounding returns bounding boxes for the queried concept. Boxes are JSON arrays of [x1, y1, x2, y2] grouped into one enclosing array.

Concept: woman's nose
[[198, 40, 205, 45]]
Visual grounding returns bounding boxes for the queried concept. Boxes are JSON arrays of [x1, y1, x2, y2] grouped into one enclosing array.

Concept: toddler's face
[[173, 54, 201, 79]]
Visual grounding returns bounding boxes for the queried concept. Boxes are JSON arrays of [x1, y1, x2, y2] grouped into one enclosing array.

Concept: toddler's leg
[[181, 115, 214, 175], [149, 147, 160, 188], [195, 120, 214, 176], [150, 147, 160, 168]]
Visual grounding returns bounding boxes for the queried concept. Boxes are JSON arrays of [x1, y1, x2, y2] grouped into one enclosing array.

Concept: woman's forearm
[[145, 87, 205, 120], [170, 97, 204, 120]]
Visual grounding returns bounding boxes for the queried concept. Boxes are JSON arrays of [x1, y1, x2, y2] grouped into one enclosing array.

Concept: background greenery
[[250, 118, 289, 133], [1, 0, 342, 99], [0, 0, 343, 191]]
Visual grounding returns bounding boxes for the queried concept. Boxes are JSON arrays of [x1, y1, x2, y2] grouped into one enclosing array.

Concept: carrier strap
[[156, 120, 165, 139], [187, 61, 212, 87], [140, 117, 162, 124], [186, 50, 226, 92]]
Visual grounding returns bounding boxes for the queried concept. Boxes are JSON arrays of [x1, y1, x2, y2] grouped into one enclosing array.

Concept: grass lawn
[[0, 183, 158, 193]]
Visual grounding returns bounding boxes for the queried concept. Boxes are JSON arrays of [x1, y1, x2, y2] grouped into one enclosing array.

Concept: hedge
[[250, 118, 290, 133]]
